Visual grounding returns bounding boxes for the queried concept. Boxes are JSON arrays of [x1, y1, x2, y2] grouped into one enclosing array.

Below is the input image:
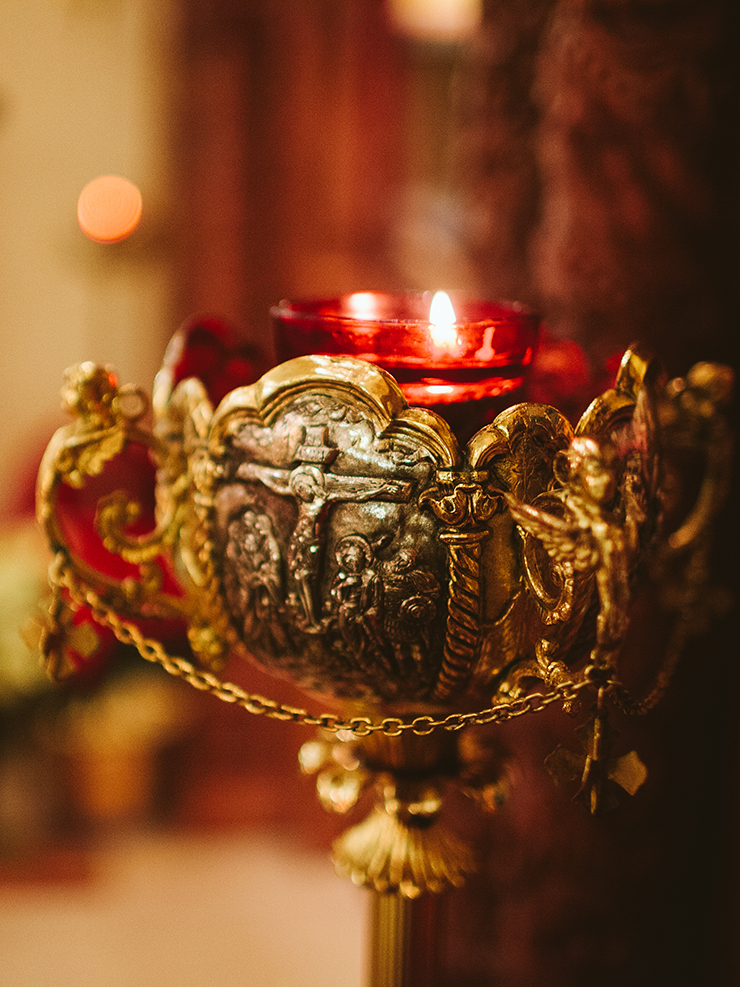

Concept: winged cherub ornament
[[506, 435, 632, 679], [506, 435, 648, 812]]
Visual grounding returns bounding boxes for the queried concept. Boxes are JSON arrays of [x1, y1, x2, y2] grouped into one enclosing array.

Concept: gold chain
[[51, 554, 631, 737]]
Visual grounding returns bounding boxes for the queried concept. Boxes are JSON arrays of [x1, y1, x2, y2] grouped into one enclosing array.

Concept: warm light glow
[[346, 292, 380, 320], [77, 175, 142, 244], [387, 0, 482, 41], [428, 291, 458, 349]]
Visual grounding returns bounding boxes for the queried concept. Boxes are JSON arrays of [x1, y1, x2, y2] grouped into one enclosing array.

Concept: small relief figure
[[225, 509, 288, 652], [329, 535, 387, 668], [379, 549, 440, 648], [237, 460, 412, 633], [507, 436, 630, 676], [286, 466, 328, 631], [327, 538, 442, 686]]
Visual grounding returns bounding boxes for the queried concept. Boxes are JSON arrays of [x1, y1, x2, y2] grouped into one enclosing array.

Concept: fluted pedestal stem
[[369, 890, 445, 987]]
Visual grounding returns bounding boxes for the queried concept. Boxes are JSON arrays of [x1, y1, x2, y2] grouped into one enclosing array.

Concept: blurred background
[[0, 1, 737, 985]]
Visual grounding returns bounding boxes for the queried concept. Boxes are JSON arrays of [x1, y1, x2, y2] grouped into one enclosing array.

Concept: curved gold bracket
[[36, 362, 189, 626]]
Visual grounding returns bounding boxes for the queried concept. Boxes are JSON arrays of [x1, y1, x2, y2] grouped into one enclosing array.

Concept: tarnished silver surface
[[212, 386, 447, 702], [184, 347, 666, 707]]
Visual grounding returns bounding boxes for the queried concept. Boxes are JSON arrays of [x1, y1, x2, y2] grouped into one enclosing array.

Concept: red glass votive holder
[[271, 292, 539, 444]]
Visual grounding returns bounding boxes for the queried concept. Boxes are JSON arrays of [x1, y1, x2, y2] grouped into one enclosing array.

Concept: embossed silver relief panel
[[212, 394, 447, 702]]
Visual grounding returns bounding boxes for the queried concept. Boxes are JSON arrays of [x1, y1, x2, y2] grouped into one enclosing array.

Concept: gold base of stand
[[317, 730, 475, 987]]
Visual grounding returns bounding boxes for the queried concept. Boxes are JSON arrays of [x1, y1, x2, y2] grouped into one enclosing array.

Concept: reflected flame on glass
[[346, 292, 380, 320], [474, 325, 496, 361], [429, 291, 458, 349]]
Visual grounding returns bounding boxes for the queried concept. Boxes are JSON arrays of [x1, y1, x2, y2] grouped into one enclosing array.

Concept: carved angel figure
[[507, 436, 630, 674]]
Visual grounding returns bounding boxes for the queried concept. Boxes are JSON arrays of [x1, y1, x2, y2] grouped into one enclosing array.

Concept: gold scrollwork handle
[[37, 362, 188, 626]]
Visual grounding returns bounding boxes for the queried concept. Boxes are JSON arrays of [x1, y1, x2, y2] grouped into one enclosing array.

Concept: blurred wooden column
[[531, 0, 739, 372], [450, 0, 739, 374], [177, 0, 408, 356], [449, 0, 552, 303], [177, 14, 251, 327]]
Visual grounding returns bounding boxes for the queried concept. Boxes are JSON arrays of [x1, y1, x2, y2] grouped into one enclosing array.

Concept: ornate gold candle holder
[[36, 330, 732, 986]]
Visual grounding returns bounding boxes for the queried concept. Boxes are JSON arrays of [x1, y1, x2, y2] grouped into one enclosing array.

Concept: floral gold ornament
[[36, 319, 732, 987]]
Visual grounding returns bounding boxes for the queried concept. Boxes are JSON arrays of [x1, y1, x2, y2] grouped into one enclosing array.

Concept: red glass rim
[[271, 292, 539, 372], [272, 292, 536, 325]]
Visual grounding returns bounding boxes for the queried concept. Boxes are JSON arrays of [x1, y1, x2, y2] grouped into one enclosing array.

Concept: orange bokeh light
[[77, 175, 142, 244]]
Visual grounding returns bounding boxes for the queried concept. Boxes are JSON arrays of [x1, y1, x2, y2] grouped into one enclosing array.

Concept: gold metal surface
[[37, 346, 732, 809], [35, 342, 732, 986]]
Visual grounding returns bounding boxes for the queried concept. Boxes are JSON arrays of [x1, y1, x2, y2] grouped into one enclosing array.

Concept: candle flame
[[429, 291, 458, 349]]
